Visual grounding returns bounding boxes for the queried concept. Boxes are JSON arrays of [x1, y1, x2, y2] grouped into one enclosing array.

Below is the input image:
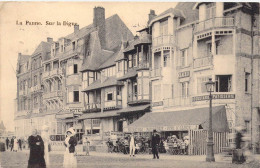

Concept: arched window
[[58, 80, 62, 90]]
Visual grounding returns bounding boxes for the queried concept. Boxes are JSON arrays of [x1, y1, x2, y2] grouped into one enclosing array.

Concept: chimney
[[47, 37, 53, 43], [18, 53, 21, 57], [93, 6, 106, 49], [148, 10, 156, 24], [74, 24, 79, 33]]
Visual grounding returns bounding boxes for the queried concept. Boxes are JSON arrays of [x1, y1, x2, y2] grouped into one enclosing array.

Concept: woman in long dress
[[13, 137, 18, 152], [28, 129, 46, 168], [63, 128, 77, 168], [41, 125, 50, 167]]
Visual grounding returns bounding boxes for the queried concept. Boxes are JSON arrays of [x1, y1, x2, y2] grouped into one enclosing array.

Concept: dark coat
[[11, 138, 14, 145], [6, 138, 9, 145], [151, 134, 160, 147], [64, 136, 77, 153], [28, 135, 46, 168]]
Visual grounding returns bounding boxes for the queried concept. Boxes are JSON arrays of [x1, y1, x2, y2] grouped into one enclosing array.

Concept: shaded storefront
[[127, 105, 230, 155]]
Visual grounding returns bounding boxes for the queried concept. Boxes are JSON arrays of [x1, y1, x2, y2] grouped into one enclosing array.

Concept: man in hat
[[151, 129, 160, 159]]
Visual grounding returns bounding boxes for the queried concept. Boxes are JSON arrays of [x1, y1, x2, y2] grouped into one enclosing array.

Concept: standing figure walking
[[151, 130, 160, 159], [63, 128, 77, 168], [129, 133, 136, 157], [10, 137, 14, 151], [13, 137, 18, 152], [28, 129, 46, 168], [41, 125, 50, 167], [5, 137, 9, 150], [18, 139, 22, 151], [83, 136, 90, 156]]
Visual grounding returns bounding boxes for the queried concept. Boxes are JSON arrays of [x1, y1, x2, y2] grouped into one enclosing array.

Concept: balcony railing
[[152, 35, 174, 47], [150, 68, 161, 77], [31, 85, 42, 92], [43, 90, 63, 99], [194, 17, 234, 33], [163, 97, 192, 108], [43, 68, 63, 79], [137, 62, 149, 69], [193, 56, 213, 69], [85, 103, 101, 112]]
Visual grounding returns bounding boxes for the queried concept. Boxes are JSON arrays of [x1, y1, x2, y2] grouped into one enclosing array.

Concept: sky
[[0, 1, 178, 131]]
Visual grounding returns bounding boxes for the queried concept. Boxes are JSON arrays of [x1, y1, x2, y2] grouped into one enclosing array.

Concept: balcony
[[152, 35, 174, 47], [137, 62, 149, 70], [104, 100, 122, 111], [194, 17, 234, 33], [193, 56, 213, 69], [42, 68, 63, 79], [43, 90, 63, 100], [31, 85, 42, 92], [128, 95, 150, 106], [84, 103, 101, 113], [163, 97, 192, 108], [150, 68, 161, 77]]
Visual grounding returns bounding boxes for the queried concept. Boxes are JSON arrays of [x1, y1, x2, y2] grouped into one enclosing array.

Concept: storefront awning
[[78, 105, 150, 120], [56, 112, 74, 119], [117, 104, 150, 114], [127, 105, 229, 132], [78, 111, 120, 120]]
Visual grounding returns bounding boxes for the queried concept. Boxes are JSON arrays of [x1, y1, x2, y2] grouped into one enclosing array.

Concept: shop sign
[[128, 125, 199, 132], [70, 108, 82, 114], [178, 71, 190, 78], [49, 135, 65, 141], [192, 94, 235, 102]]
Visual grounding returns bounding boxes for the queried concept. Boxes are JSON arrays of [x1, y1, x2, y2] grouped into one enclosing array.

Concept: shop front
[[127, 105, 230, 155]]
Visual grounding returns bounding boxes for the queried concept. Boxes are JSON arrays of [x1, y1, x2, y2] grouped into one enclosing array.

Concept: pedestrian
[[63, 127, 77, 168], [41, 125, 50, 167], [10, 137, 14, 151], [151, 129, 160, 159], [28, 129, 46, 168], [13, 137, 18, 152], [83, 136, 90, 156], [18, 138, 22, 151], [129, 133, 136, 157], [5, 137, 9, 150]]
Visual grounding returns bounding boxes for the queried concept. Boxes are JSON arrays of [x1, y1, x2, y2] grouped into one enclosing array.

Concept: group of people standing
[[26, 126, 78, 168], [5, 136, 23, 152]]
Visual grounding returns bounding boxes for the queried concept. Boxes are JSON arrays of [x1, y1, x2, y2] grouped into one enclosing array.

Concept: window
[[46, 63, 51, 71], [107, 93, 113, 101], [160, 20, 168, 36], [245, 120, 250, 133], [118, 121, 123, 132], [133, 81, 137, 99], [61, 45, 64, 52], [58, 80, 62, 90], [197, 76, 211, 94], [118, 61, 122, 72], [245, 73, 250, 92], [74, 64, 78, 74], [207, 41, 219, 56], [72, 41, 76, 51], [206, 3, 216, 19], [215, 75, 232, 92], [181, 82, 189, 98], [128, 55, 132, 68], [133, 54, 137, 67], [73, 91, 79, 102], [117, 86, 122, 96], [181, 49, 188, 67], [163, 50, 170, 67], [34, 75, 37, 86]]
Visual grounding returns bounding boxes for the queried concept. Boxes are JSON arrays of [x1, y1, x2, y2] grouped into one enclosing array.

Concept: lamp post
[[205, 78, 215, 162]]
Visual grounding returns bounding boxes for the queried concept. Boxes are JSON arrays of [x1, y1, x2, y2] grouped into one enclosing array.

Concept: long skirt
[[63, 149, 77, 168]]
